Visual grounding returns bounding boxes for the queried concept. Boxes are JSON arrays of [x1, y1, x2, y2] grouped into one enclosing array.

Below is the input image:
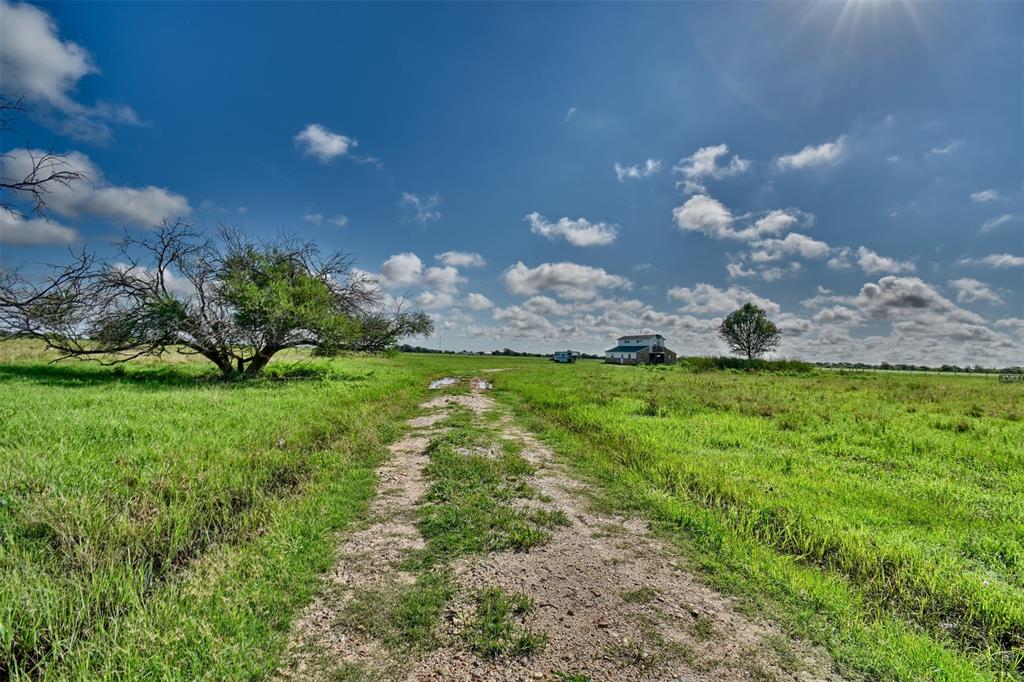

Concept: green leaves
[[717, 303, 781, 360]]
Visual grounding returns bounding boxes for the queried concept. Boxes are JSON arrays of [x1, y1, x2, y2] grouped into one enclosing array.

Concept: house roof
[[617, 334, 664, 340], [604, 345, 649, 353]]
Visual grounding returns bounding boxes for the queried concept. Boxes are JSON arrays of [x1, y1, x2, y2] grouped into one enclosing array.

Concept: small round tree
[[718, 303, 781, 360]]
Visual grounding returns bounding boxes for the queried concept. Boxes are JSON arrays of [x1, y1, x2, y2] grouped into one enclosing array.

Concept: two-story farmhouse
[[604, 334, 677, 365]]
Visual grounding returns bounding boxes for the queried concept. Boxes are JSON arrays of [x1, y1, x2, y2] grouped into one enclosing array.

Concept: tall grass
[[0, 345, 426, 679], [482, 360, 1024, 679]]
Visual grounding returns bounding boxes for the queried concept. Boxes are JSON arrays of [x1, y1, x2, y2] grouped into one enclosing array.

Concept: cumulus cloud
[[526, 212, 618, 247], [504, 261, 631, 300], [759, 262, 802, 281], [856, 246, 915, 274], [959, 253, 1024, 269], [2, 149, 190, 225], [614, 159, 661, 182], [303, 213, 323, 225], [379, 252, 423, 288], [672, 195, 808, 241], [726, 262, 756, 279], [970, 190, 1000, 203], [464, 292, 494, 310], [492, 304, 559, 337], [0, 0, 139, 142], [775, 135, 847, 171], [672, 194, 733, 238], [813, 306, 862, 324], [949, 278, 1003, 304], [421, 265, 465, 294], [827, 247, 853, 270], [329, 214, 349, 227], [416, 291, 455, 309], [750, 233, 831, 262], [436, 251, 485, 268], [667, 283, 780, 315], [294, 123, 357, 162], [855, 276, 962, 320], [401, 192, 442, 225], [980, 214, 1018, 234], [673, 144, 751, 194], [0, 210, 78, 245]]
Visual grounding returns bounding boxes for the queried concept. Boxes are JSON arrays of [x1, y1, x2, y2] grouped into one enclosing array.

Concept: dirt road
[[277, 379, 840, 681]]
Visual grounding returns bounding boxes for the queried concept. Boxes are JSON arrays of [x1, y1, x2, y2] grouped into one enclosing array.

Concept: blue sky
[[1, 0, 1022, 363]]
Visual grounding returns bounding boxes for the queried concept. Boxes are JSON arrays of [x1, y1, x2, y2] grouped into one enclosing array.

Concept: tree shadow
[[0, 360, 365, 389], [0, 362, 214, 389]]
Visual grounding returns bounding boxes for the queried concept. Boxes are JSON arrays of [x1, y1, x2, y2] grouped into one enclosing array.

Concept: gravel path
[[277, 379, 841, 682]]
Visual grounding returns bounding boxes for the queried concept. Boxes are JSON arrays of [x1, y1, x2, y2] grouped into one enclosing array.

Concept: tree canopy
[[0, 221, 433, 376], [717, 303, 781, 360]]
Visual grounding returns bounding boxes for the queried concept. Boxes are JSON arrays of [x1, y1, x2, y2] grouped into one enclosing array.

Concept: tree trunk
[[243, 346, 278, 376]]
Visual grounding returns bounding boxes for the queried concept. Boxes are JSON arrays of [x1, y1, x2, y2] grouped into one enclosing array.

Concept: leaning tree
[[0, 221, 433, 377], [717, 303, 781, 360]]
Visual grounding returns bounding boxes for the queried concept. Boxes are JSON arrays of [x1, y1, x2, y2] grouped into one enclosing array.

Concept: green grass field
[[1, 345, 1021, 680]]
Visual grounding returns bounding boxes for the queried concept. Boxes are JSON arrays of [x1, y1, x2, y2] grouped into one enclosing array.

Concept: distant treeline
[[399, 345, 1022, 374], [399, 345, 603, 359], [814, 361, 1024, 374]]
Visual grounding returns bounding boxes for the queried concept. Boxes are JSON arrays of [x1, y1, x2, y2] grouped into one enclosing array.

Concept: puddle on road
[[428, 377, 458, 390]]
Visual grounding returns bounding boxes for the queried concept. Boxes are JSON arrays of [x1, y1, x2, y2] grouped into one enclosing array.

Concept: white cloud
[[994, 318, 1024, 335], [672, 194, 733, 238], [927, 140, 963, 156], [749, 210, 801, 237], [0, 210, 78, 245], [813, 306, 862, 324], [379, 252, 423, 288], [750, 233, 831, 262], [329, 214, 349, 227], [759, 262, 802, 281], [981, 214, 1017, 234], [3, 149, 190, 225], [436, 251, 485, 268], [564, 106, 577, 122], [112, 262, 195, 297], [959, 254, 1024, 269], [970, 190, 1000, 203], [416, 291, 455, 310], [526, 212, 618, 247], [0, 0, 138, 142], [504, 261, 631, 300], [492, 304, 558, 337], [401, 192, 442, 225], [672, 195, 808, 241], [421, 265, 465, 295], [522, 295, 572, 316], [673, 144, 750, 194], [303, 213, 323, 225], [614, 159, 661, 182], [294, 123, 356, 162], [854, 276, 964, 320], [0, 0, 92, 111], [464, 292, 494, 310], [949, 278, 1003, 305], [667, 283, 780, 315], [775, 135, 847, 171], [856, 246, 915, 274], [726, 262, 756, 279]]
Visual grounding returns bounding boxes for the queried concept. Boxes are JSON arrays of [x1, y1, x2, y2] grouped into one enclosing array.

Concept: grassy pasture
[[2, 346, 1022, 680], [0, 342, 431, 679], [478, 359, 1024, 680]]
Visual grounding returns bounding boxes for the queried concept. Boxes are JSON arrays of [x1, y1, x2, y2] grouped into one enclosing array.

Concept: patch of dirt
[[278, 381, 842, 682]]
